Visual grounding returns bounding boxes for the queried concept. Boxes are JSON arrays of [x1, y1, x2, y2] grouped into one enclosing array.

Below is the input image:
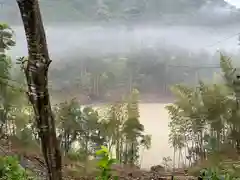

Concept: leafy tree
[[56, 99, 81, 154], [0, 23, 27, 138], [55, 99, 105, 158], [166, 54, 240, 170], [0, 23, 15, 53], [103, 101, 127, 162], [121, 89, 146, 165]]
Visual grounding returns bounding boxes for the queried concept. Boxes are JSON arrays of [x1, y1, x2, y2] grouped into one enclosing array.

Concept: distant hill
[[1, 0, 240, 25]]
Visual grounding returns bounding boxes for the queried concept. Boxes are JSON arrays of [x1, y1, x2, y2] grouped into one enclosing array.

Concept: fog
[[3, 0, 240, 171], [10, 24, 240, 62], [10, 22, 240, 169], [4, 0, 240, 60]]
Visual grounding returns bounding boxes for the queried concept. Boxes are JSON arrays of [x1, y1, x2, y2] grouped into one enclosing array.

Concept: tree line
[[166, 54, 240, 176], [49, 47, 238, 103]]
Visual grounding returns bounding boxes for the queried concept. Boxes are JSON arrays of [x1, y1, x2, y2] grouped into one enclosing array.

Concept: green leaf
[[98, 158, 109, 168], [96, 146, 109, 156]]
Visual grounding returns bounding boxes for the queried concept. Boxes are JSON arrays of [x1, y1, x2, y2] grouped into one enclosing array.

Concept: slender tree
[[16, 0, 62, 179], [166, 55, 240, 169], [0, 23, 16, 136]]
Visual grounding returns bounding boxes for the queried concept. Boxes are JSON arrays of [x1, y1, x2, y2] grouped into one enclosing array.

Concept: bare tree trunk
[[173, 147, 176, 171], [178, 149, 181, 168], [16, 1, 62, 180]]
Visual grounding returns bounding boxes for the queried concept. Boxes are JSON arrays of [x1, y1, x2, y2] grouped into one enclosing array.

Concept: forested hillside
[[1, 0, 240, 25], [3, 0, 240, 179], [47, 46, 240, 104]]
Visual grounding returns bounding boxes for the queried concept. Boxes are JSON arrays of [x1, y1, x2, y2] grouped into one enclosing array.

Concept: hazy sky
[[226, 0, 240, 7]]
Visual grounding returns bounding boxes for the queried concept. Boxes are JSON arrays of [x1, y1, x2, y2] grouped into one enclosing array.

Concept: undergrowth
[[95, 146, 118, 180], [2, 149, 240, 180], [0, 156, 35, 180], [200, 168, 240, 180]]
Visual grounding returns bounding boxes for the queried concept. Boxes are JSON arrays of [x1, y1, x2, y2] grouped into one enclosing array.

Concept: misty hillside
[[1, 0, 240, 25]]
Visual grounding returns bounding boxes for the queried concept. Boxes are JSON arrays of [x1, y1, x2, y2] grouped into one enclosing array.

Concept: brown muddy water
[[138, 103, 172, 169]]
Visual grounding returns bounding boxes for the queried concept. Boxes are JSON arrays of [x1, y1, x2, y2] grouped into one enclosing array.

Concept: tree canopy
[[1, 0, 239, 25]]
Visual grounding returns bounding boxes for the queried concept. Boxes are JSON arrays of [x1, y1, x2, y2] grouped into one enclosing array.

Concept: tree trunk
[[131, 142, 135, 166], [173, 147, 176, 171], [84, 135, 89, 173], [178, 149, 181, 168], [16, 1, 62, 180], [116, 133, 120, 161], [119, 137, 123, 163]]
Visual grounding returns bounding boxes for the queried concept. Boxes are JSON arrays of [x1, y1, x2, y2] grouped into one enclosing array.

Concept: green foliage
[[0, 23, 15, 50], [68, 149, 89, 162], [140, 134, 152, 150], [95, 146, 118, 180], [55, 99, 104, 155], [167, 54, 240, 171], [0, 156, 34, 180], [204, 135, 219, 153], [53, 92, 149, 167], [200, 167, 240, 180]]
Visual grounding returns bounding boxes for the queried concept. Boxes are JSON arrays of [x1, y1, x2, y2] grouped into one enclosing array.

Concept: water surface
[[139, 103, 172, 169]]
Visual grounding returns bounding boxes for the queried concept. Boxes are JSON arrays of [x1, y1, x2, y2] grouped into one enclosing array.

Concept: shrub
[[0, 156, 35, 180], [200, 167, 240, 180], [95, 146, 118, 180]]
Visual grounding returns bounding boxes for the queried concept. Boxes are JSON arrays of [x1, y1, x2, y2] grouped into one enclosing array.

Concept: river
[[138, 103, 172, 169]]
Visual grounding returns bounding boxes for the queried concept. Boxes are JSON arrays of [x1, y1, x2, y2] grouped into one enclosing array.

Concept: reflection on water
[[139, 103, 172, 169]]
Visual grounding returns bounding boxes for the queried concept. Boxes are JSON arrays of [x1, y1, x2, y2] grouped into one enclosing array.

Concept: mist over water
[[10, 24, 240, 62], [6, 2, 240, 168], [9, 24, 240, 169]]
